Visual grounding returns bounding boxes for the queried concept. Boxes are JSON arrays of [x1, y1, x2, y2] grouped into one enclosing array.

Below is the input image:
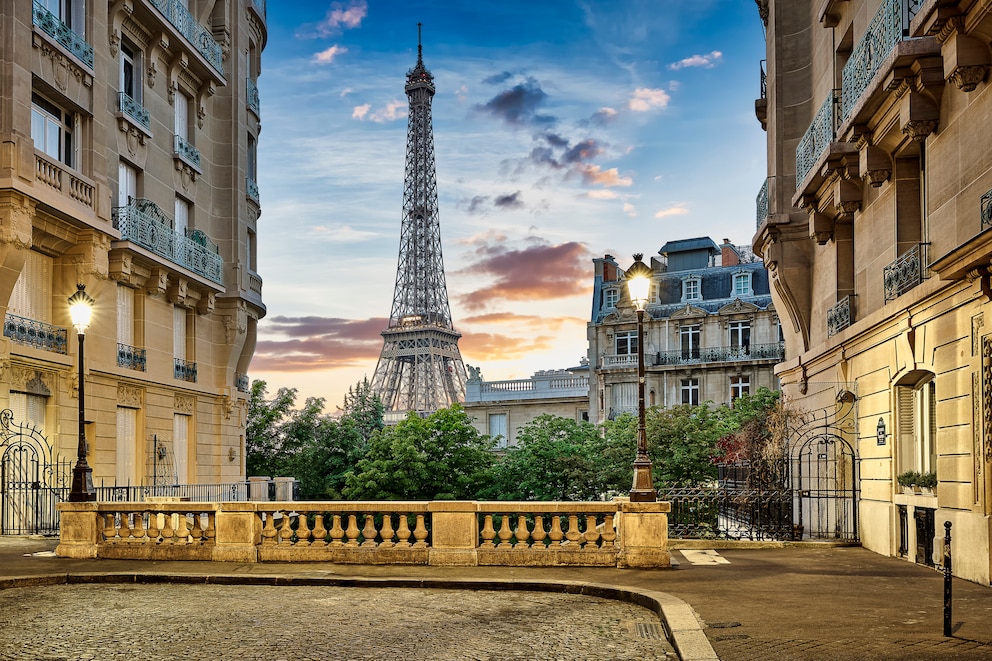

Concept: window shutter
[[117, 285, 133, 345], [173, 413, 189, 484], [116, 407, 137, 485], [175, 93, 189, 139], [173, 306, 186, 360]]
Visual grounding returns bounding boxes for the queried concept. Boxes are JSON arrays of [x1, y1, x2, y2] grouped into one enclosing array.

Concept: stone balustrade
[[57, 499, 671, 568]]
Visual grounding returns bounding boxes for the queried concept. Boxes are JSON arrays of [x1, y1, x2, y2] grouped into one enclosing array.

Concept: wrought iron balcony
[[759, 59, 767, 100], [756, 177, 769, 228], [118, 92, 150, 130], [827, 295, 854, 337], [247, 177, 260, 203], [841, 0, 921, 121], [236, 373, 250, 393], [174, 358, 198, 383], [247, 77, 260, 117], [982, 188, 992, 229], [4, 314, 68, 354], [796, 91, 841, 188], [149, 0, 223, 73], [117, 343, 147, 371], [654, 342, 784, 366], [883, 243, 928, 302], [32, 1, 93, 68], [113, 198, 223, 284], [173, 134, 201, 170]]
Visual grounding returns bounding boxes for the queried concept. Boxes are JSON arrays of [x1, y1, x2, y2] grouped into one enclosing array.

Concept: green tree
[[245, 380, 296, 477], [343, 404, 495, 500], [645, 403, 724, 486], [339, 377, 385, 443]]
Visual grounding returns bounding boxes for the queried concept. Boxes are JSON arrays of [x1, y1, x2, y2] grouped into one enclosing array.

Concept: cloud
[[668, 50, 723, 70], [465, 195, 489, 215], [482, 71, 514, 85], [655, 205, 690, 218], [628, 88, 671, 112], [316, 1, 368, 35], [493, 191, 524, 210], [578, 164, 632, 187], [352, 100, 406, 122], [585, 190, 618, 200], [309, 224, 378, 242], [253, 315, 385, 371], [591, 107, 618, 125], [351, 104, 370, 120], [313, 45, 347, 64], [461, 192, 525, 214], [623, 202, 637, 216], [455, 239, 593, 310], [458, 312, 587, 360], [475, 77, 555, 126]]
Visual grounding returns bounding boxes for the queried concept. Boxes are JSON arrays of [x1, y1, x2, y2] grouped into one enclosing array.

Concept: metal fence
[[661, 485, 797, 541]]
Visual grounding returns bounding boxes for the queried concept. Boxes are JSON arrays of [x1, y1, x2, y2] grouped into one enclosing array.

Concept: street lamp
[[626, 254, 657, 502], [67, 283, 96, 502]]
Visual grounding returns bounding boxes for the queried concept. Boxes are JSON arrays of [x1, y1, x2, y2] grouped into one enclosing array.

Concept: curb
[[0, 571, 718, 661]]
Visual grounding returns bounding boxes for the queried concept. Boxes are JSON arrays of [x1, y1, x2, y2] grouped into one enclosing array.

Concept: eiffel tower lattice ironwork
[[371, 26, 467, 416]]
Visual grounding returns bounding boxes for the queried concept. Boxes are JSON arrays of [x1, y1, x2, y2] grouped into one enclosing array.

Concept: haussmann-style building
[[587, 237, 782, 425], [0, 0, 267, 531], [754, 0, 992, 584]]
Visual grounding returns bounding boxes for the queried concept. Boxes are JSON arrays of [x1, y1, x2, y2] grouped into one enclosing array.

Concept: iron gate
[[0, 410, 70, 535]]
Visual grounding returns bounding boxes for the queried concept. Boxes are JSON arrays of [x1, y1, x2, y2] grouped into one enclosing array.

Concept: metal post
[[68, 330, 95, 501], [629, 307, 657, 502], [943, 520, 952, 637]]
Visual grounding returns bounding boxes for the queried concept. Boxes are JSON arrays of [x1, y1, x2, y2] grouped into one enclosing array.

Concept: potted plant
[[897, 471, 919, 494], [917, 471, 937, 496]]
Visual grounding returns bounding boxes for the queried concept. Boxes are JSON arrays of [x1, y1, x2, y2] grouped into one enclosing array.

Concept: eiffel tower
[[371, 26, 467, 417]]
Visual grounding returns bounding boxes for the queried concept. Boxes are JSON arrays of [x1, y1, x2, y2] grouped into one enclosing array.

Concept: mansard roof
[[658, 237, 720, 256]]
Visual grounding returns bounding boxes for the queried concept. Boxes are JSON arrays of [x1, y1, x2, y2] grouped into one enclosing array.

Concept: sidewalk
[[1, 537, 990, 660]]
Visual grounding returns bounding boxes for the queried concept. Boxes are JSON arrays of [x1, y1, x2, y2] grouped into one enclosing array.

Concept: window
[[247, 229, 257, 271], [174, 306, 188, 361], [9, 251, 53, 323], [247, 134, 257, 180], [10, 393, 46, 434], [611, 382, 637, 416], [729, 321, 751, 354], [615, 330, 638, 356], [175, 196, 190, 236], [682, 277, 701, 302], [732, 272, 752, 297], [897, 377, 936, 475], [577, 410, 589, 423], [117, 161, 137, 207], [38, 0, 85, 35], [604, 288, 619, 308], [175, 92, 190, 140], [120, 41, 140, 102], [31, 94, 75, 167], [680, 324, 700, 360], [174, 413, 190, 484], [116, 406, 137, 485], [731, 376, 750, 403], [681, 378, 699, 406], [488, 413, 508, 449], [117, 284, 134, 347]]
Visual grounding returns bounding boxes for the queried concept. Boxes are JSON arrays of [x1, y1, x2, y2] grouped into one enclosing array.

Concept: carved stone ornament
[[902, 120, 937, 142], [973, 313, 985, 356], [949, 65, 987, 93], [175, 393, 195, 414], [11, 367, 52, 396], [147, 268, 168, 296], [983, 336, 992, 464], [863, 169, 891, 188], [118, 383, 143, 408]]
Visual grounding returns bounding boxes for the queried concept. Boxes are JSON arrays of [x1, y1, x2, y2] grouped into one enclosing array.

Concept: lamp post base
[[629, 456, 657, 502], [68, 462, 95, 502]]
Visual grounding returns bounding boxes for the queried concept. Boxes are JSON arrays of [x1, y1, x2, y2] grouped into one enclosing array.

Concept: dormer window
[[732, 272, 753, 297], [604, 288, 619, 308], [682, 277, 701, 302]]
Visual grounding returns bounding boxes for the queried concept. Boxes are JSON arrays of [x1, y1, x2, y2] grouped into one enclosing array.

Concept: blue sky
[[252, 0, 768, 410]]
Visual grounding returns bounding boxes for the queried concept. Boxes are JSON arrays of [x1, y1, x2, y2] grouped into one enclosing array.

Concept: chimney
[[721, 239, 740, 267]]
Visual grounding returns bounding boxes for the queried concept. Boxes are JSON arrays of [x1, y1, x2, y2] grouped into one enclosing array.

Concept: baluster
[[312, 514, 328, 545], [564, 514, 582, 546], [345, 514, 361, 546], [103, 513, 117, 542], [160, 513, 175, 545], [329, 514, 345, 546], [202, 512, 216, 544], [147, 512, 161, 543], [583, 514, 601, 548], [600, 513, 617, 548], [361, 513, 379, 548], [379, 513, 395, 548], [480, 514, 496, 548], [548, 515, 564, 547], [175, 512, 191, 543], [278, 513, 294, 544], [497, 514, 513, 547], [295, 513, 312, 545], [412, 514, 428, 548], [531, 515, 547, 549], [394, 514, 412, 548], [515, 515, 530, 549], [260, 512, 278, 546], [132, 510, 147, 542]]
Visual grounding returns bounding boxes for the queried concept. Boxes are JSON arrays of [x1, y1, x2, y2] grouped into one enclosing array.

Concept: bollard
[[943, 520, 952, 637]]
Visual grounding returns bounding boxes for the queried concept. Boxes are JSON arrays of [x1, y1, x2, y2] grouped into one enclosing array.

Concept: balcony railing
[[118, 92, 150, 130], [601, 354, 637, 368], [756, 177, 769, 228], [884, 243, 928, 301], [655, 343, 784, 366], [841, 0, 921, 121], [34, 151, 95, 210], [117, 343, 147, 371], [4, 314, 68, 354], [247, 77, 260, 117], [236, 373, 250, 393], [113, 199, 223, 284], [32, 1, 93, 68], [149, 0, 224, 73], [982, 188, 992, 229], [827, 295, 854, 337], [173, 134, 201, 169], [796, 91, 840, 188], [174, 358, 197, 383], [247, 177, 260, 203]]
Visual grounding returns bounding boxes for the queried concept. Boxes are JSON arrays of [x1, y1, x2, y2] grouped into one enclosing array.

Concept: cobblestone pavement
[[0, 584, 676, 660]]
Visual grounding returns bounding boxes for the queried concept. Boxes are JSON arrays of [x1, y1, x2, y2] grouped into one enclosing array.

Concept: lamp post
[[626, 254, 657, 502], [67, 283, 96, 502]]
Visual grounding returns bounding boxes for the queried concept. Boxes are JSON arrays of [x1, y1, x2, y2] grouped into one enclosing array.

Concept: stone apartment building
[[0, 0, 266, 496], [587, 237, 782, 425], [755, 0, 992, 584]]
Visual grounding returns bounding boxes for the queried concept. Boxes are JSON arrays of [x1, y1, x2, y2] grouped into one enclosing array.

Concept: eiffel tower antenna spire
[[371, 25, 467, 418]]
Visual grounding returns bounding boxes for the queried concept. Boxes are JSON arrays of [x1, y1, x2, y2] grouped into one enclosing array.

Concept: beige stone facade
[[0, 1, 265, 488], [587, 239, 782, 425], [755, 0, 992, 583]]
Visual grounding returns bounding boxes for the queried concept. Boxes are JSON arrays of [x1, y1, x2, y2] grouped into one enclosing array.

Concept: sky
[[251, 0, 768, 412]]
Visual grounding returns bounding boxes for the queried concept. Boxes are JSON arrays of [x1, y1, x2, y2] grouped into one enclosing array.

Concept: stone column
[[428, 501, 479, 566], [212, 502, 258, 562], [247, 475, 270, 501], [55, 502, 100, 559], [617, 501, 672, 568]]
